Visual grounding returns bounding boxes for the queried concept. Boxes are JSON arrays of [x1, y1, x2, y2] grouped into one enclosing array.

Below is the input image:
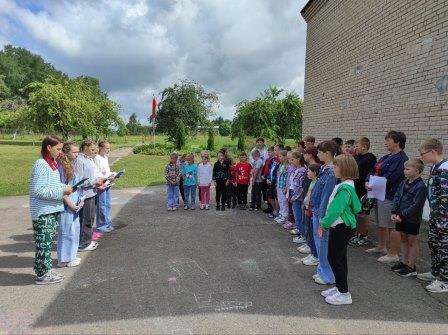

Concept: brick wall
[[301, 0, 448, 159]]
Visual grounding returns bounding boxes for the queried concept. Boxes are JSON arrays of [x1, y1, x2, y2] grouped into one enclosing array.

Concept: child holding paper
[[165, 152, 181, 211], [197, 151, 213, 210], [390, 159, 427, 277], [57, 141, 83, 267]]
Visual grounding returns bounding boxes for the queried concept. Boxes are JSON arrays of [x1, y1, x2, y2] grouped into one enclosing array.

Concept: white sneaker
[[298, 245, 311, 254], [303, 255, 319, 266], [321, 287, 339, 298], [167, 207, 172, 211], [426, 280, 448, 293], [377, 254, 399, 263], [325, 291, 352, 305], [314, 275, 327, 285], [58, 257, 81, 268], [79, 241, 99, 252], [275, 217, 285, 224], [312, 273, 319, 280], [205, 205, 209, 210], [289, 229, 298, 235], [365, 247, 387, 254], [417, 271, 436, 282], [293, 236, 307, 244]]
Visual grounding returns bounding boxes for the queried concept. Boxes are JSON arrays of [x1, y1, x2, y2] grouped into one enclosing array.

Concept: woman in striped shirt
[[29, 135, 73, 285]]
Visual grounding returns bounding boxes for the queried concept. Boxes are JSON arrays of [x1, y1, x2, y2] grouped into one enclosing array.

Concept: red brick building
[[300, 0, 448, 157]]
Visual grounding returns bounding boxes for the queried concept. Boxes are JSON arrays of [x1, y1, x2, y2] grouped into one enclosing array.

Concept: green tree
[[25, 76, 120, 139], [157, 80, 219, 148], [0, 45, 66, 99], [207, 126, 215, 150], [231, 86, 303, 144], [218, 122, 231, 137], [237, 128, 246, 152], [174, 119, 187, 149], [126, 113, 143, 135]]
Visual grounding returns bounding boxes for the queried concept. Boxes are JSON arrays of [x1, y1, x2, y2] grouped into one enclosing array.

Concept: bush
[[174, 120, 187, 149], [218, 123, 231, 137], [237, 131, 246, 152], [206, 127, 215, 151], [133, 143, 174, 156]]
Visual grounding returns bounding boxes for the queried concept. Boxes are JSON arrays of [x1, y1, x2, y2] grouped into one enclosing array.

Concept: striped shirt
[[276, 164, 288, 189], [29, 158, 66, 221]]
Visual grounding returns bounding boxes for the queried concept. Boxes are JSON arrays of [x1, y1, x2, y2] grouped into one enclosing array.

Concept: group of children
[[29, 136, 117, 285], [165, 134, 448, 304]]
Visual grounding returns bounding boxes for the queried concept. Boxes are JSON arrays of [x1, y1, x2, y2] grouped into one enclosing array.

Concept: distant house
[[300, 0, 448, 156], [197, 125, 219, 133]]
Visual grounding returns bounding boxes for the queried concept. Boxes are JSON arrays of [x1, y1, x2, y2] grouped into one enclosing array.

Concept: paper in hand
[[76, 195, 87, 212], [113, 169, 125, 179], [72, 178, 89, 190], [367, 176, 387, 201]]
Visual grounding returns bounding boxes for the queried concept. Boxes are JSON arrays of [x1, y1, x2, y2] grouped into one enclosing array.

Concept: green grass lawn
[[0, 144, 40, 197], [0, 135, 298, 196]]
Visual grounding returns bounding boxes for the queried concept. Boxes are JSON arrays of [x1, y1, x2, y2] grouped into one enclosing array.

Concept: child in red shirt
[[236, 152, 252, 209]]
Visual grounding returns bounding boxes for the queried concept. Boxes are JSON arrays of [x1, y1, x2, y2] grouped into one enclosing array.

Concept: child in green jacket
[[319, 154, 361, 305]]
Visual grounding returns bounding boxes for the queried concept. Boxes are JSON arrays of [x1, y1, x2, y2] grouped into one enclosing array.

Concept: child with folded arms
[[390, 159, 427, 277]]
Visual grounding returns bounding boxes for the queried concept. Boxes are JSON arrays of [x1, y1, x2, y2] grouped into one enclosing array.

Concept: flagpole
[[153, 120, 156, 149]]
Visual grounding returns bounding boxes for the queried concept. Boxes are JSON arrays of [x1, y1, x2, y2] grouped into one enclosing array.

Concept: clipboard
[[72, 178, 89, 190]]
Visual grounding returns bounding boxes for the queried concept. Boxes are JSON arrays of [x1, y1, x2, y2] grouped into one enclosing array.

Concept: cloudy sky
[[0, 0, 309, 123]]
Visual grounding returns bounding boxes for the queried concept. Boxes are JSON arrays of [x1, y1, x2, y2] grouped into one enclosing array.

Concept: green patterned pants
[[32, 212, 59, 277]]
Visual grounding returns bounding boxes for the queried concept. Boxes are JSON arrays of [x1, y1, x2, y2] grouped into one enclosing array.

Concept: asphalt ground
[[1, 186, 447, 334]]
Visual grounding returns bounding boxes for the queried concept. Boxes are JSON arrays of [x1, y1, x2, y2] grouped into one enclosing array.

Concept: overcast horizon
[[0, 0, 308, 124]]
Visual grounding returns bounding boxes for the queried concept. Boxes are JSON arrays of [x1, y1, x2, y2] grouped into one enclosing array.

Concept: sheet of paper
[[367, 176, 387, 201]]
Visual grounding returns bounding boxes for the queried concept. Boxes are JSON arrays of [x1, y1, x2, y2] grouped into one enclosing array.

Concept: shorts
[[266, 184, 277, 199], [374, 199, 395, 228], [395, 221, 421, 235]]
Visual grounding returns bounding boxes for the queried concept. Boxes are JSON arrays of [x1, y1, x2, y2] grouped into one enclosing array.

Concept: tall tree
[[126, 113, 143, 135], [157, 80, 219, 149]]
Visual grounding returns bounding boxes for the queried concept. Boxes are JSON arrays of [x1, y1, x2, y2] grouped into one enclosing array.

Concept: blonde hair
[[405, 158, 425, 174], [419, 139, 443, 155], [356, 137, 370, 150], [187, 153, 195, 163], [57, 141, 77, 181], [333, 154, 359, 180]]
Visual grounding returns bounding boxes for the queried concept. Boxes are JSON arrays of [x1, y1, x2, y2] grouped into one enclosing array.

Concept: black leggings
[[328, 224, 355, 293], [215, 180, 227, 207]]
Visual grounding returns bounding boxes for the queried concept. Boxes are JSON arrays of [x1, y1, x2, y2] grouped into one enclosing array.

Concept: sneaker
[[397, 265, 417, 277], [356, 235, 368, 246], [377, 254, 399, 263], [205, 205, 209, 210], [79, 241, 99, 252], [254, 208, 260, 211], [426, 280, 448, 293], [282, 222, 294, 230], [298, 244, 311, 254], [167, 207, 172, 211], [293, 236, 307, 244], [190, 206, 195, 210], [184, 205, 189, 210], [58, 257, 81, 268], [365, 247, 387, 254], [348, 234, 360, 246], [289, 229, 299, 235], [49, 268, 65, 278], [248, 207, 255, 211], [417, 271, 436, 282], [268, 213, 277, 219], [321, 287, 339, 298], [200, 205, 204, 210], [325, 292, 352, 305], [312, 273, 319, 280], [390, 262, 406, 272], [303, 255, 319, 266], [35, 271, 64, 285], [275, 217, 286, 224], [172, 207, 178, 211], [314, 275, 331, 285]]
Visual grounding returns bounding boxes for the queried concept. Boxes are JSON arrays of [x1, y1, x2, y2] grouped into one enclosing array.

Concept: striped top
[[29, 158, 66, 221]]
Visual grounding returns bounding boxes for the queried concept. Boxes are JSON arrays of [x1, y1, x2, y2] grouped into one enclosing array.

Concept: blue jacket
[[368, 151, 408, 200], [392, 178, 427, 225], [310, 165, 337, 219]]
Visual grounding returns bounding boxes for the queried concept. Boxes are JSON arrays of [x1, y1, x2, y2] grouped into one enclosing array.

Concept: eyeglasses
[[419, 151, 430, 156]]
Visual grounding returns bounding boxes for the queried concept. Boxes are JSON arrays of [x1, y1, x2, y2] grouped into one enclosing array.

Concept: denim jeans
[[166, 185, 179, 208], [313, 213, 335, 284], [291, 200, 305, 236], [304, 212, 317, 257], [96, 188, 112, 231], [184, 185, 196, 208]]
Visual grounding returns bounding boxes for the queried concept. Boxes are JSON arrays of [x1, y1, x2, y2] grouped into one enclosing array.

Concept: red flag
[[150, 96, 157, 121]]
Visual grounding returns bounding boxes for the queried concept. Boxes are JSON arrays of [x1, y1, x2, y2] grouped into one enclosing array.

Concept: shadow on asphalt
[[0, 271, 35, 286], [31, 187, 448, 328]]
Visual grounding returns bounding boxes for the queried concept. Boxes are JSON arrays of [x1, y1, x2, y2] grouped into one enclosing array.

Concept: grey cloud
[[1, 0, 309, 122]]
